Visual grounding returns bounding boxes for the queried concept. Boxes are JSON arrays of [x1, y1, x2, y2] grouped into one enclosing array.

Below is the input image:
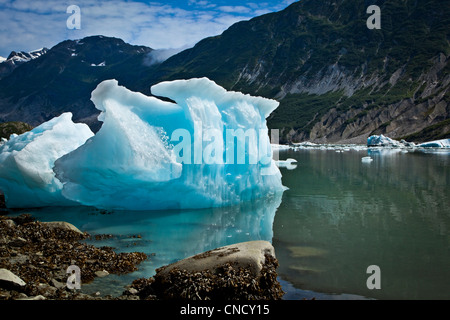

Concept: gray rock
[[9, 253, 28, 265], [95, 270, 109, 278], [51, 278, 65, 289], [38, 283, 57, 297], [155, 240, 275, 279], [127, 287, 138, 295], [3, 219, 16, 228], [0, 268, 26, 289], [17, 293, 28, 299], [42, 221, 84, 235]]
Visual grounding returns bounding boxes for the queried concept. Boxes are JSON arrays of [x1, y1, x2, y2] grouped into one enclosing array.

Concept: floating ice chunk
[[367, 134, 403, 147], [291, 142, 367, 152], [361, 156, 373, 163], [368, 135, 449, 150], [293, 141, 317, 147], [0, 113, 94, 208], [271, 144, 293, 151], [416, 138, 450, 148], [54, 78, 285, 210]]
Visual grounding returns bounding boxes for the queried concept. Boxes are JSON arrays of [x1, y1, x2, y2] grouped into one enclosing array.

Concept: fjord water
[[275, 148, 450, 300], [17, 147, 450, 299]]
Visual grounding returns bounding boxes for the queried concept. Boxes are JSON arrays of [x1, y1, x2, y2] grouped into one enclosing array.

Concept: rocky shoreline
[[0, 214, 147, 300], [0, 214, 284, 300]]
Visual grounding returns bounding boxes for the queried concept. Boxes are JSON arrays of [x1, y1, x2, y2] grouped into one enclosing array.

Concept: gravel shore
[[0, 214, 147, 300]]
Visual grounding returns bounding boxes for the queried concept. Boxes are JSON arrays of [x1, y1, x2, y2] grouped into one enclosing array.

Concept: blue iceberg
[[416, 138, 450, 148], [0, 78, 285, 210], [0, 113, 94, 208], [367, 134, 404, 147], [367, 134, 450, 149]]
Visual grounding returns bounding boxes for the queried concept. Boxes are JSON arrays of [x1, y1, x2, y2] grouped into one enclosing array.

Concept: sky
[[0, 0, 298, 58]]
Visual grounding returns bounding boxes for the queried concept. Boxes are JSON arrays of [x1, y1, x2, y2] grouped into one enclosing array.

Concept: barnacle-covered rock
[[131, 241, 284, 300]]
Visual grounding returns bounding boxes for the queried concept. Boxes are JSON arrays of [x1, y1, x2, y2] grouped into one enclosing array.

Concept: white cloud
[[217, 6, 252, 14], [0, 0, 296, 56], [188, 0, 216, 9]]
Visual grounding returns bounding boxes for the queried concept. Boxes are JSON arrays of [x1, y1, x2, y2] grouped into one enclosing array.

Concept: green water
[[274, 148, 450, 300]]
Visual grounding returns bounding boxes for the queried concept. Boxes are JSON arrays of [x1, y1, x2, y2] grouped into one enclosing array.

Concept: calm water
[[8, 147, 450, 299], [274, 147, 450, 300]]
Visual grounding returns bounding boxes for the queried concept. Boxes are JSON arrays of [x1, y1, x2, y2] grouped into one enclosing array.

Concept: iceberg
[[0, 113, 94, 208], [52, 78, 284, 210], [367, 134, 404, 147], [361, 156, 373, 163], [416, 138, 450, 148], [367, 134, 450, 150]]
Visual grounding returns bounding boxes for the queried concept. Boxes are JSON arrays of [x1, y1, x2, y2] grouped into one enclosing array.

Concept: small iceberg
[[416, 138, 450, 148], [271, 144, 293, 151], [367, 134, 405, 147], [367, 134, 450, 149], [361, 156, 373, 163]]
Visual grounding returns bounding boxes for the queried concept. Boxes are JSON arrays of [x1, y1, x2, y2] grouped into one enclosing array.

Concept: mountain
[[138, 0, 449, 143], [0, 48, 48, 79], [0, 0, 449, 143], [0, 36, 153, 131]]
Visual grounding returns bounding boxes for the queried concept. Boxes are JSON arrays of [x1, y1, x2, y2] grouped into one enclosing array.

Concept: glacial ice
[[367, 134, 404, 147], [416, 138, 450, 148], [361, 156, 373, 163], [367, 134, 450, 149], [0, 113, 94, 208], [51, 78, 285, 210]]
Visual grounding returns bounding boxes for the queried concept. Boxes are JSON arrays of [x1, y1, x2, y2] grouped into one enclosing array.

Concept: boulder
[[155, 241, 275, 279], [3, 219, 16, 228], [0, 268, 26, 290], [95, 270, 109, 278], [150, 241, 284, 300], [42, 221, 84, 236]]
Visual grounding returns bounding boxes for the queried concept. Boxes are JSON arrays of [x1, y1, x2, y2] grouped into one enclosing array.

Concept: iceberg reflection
[[20, 192, 283, 281]]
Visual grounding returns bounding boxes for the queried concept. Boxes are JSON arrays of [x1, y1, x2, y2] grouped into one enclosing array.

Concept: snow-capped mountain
[[0, 48, 48, 79], [6, 48, 48, 63], [0, 36, 153, 131]]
